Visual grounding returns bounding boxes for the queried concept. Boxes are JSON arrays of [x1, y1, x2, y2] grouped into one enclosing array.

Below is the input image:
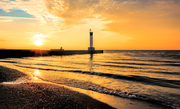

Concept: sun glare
[[33, 34, 46, 46], [35, 39, 42, 46]]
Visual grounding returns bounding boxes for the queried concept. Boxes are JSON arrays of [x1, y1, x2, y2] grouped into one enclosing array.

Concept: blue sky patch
[[0, 9, 34, 18]]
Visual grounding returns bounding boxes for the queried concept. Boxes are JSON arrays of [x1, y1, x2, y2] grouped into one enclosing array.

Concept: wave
[[0, 60, 78, 69], [15, 64, 180, 89], [105, 61, 180, 67], [0, 60, 19, 63], [141, 70, 180, 75], [33, 72, 179, 109], [105, 50, 180, 59], [35, 63, 78, 69], [98, 64, 165, 70], [85, 87, 179, 109], [113, 58, 180, 64]]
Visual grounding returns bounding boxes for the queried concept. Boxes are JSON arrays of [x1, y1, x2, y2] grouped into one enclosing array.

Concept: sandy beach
[[0, 65, 114, 109], [0, 65, 172, 109], [0, 83, 116, 109]]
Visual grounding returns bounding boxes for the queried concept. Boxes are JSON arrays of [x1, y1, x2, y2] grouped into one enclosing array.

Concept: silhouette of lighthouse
[[88, 29, 95, 51]]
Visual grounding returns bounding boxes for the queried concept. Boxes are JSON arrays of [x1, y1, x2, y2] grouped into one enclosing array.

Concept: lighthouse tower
[[88, 29, 95, 51]]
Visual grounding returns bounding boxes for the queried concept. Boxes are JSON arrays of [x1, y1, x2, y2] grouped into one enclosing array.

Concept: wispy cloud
[[0, 16, 37, 21], [0, 0, 60, 23], [1, 0, 179, 30], [0, 19, 13, 22], [1, 0, 180, 38]]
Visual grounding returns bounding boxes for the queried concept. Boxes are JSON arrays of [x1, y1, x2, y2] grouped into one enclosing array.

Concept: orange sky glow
[[0, 0, 180, 50]]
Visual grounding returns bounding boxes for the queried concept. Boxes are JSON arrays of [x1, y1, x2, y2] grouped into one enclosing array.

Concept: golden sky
[[0, 0, 180, 50]]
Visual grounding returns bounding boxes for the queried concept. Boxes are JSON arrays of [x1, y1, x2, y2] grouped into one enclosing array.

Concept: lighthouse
[[88, 29, 95, 51]]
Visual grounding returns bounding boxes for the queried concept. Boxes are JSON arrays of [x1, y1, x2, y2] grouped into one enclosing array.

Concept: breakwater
[[0, 49, 103, 58]]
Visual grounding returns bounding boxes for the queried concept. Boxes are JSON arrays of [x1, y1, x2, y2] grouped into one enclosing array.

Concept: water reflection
[[90, 54, 93, 60], [33, 70, 41, 77], [33, 77, 38, 80], [32, 70, 42, 82], [89, 54, 93, 73]]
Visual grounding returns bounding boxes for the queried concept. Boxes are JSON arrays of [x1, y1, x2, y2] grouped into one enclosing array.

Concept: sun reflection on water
[[34, 70, 41, 76], [32, 70, 43, 82]]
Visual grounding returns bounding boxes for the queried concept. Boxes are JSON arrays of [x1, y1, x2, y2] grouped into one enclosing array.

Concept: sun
[[35, 39, 42, 46], [33, 34, 46, 46]]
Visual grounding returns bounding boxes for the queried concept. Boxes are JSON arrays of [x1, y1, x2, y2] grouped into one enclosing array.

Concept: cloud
[[0, 0, 60, 23], [0, 16, 37, 22], [0, 20, 13, 22], [0, 0, 179, 32], [44, 0, 180, 30]]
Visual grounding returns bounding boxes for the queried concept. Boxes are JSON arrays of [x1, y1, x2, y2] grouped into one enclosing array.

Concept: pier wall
[[0, 49, 103, 58]]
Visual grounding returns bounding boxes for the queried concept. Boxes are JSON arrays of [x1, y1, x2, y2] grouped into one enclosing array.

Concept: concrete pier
[[0, 49, 103, 59], [49, 50, 103, 55]]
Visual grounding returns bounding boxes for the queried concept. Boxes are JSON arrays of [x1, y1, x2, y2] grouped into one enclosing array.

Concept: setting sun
[[33, 34, 46, 46], [35, 39, 42, 46]]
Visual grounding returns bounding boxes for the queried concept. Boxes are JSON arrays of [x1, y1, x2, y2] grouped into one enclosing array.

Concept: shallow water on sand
[[0, 50, 180, 109]]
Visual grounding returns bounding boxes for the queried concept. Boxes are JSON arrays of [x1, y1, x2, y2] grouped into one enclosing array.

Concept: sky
[[0, 0, 180, 50]]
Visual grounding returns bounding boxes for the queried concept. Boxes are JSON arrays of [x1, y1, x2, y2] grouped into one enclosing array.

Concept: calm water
[[0, 50, 180, 108]]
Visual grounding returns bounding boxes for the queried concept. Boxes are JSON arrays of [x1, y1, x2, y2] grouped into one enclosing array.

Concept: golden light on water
[[32, 70, 43, 82], [34, 70, 41, 77]]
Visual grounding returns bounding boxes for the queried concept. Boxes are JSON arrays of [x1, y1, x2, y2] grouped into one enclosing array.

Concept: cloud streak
[[1, 0, 180, 30], [0, 0, 61, 24], [0, 20, 13, 22]]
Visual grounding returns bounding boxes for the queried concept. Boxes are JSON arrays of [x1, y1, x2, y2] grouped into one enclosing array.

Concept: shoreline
[[0, 65, 114, 109], [0, 65, 172, 109]]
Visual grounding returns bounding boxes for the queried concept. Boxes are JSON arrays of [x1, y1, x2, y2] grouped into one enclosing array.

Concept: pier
[[0, 49, 103, 58], [0, 29, 103, 58]]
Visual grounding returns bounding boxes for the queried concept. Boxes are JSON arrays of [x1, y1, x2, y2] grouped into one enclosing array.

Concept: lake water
[[0, 50, 180, 109]]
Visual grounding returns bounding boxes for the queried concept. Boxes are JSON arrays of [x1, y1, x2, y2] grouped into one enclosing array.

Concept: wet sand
[[0, 65, 172, 109]]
